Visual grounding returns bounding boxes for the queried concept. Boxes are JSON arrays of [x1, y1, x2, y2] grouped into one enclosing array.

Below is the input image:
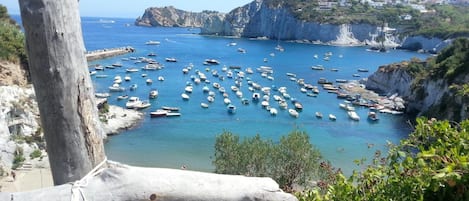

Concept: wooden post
[[19, 0, 106, 185]]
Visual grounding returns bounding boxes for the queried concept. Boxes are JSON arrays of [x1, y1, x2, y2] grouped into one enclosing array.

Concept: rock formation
[[366, 59, 469, 121], [135, 1, 454, 52], [135, 6, 224, 28]]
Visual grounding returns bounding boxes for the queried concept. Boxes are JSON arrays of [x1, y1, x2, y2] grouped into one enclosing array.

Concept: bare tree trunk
[[19, 0, 106, 185]]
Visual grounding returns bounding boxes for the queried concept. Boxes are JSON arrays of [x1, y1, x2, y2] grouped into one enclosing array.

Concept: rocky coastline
[[0, 85, 144, 173], [135, 1, 452, 52]]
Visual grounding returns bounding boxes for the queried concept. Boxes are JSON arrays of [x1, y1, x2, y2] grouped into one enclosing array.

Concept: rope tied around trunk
[[70, 157, 108, 201]]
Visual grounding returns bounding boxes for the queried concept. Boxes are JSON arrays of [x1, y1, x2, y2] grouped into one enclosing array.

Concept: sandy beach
[[0, 167, 53, 192]]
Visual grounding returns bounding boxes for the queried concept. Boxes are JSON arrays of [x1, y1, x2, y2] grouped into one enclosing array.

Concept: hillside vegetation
[[264, 0, 469, 38], [0, 5, 26, 63]]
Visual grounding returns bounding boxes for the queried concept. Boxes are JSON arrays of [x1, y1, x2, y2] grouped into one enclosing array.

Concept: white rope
[[70, 157, 108, 201]]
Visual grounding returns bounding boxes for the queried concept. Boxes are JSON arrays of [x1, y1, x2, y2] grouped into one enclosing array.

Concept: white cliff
[[0, 85, 144, 172]]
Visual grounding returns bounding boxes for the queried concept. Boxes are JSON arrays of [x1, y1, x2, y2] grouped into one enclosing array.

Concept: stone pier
[[85, 46, 135, 61]]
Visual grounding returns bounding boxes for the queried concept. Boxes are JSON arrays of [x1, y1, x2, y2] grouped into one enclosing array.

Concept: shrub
[[213, 130, 330, 191], [12, 147, 25, 170], [29, 149, 42, 159]]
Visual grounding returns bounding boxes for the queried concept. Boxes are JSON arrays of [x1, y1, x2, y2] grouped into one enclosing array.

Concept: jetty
[[85, 46, 135, 61]]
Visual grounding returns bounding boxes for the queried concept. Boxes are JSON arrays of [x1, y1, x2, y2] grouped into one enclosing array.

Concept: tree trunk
[[19, 0, 106, 185], [0, 162, 298, 201]]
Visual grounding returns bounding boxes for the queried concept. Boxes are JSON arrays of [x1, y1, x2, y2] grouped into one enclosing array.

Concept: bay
[[82, 17, 428, 175]]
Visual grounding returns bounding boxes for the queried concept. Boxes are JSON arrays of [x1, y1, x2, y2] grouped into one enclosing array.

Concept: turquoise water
[[81, 17, 428, 175]]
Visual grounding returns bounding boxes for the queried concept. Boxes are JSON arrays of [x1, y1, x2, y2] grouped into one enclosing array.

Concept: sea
[[16, 16, 430, 175]]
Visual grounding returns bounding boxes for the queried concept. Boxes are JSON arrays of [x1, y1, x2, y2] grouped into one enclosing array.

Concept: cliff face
[[136, 1, 450, 51], [365, 62, 469, 121], [135, 6, 224, 27], [201, 1, 377, 42]]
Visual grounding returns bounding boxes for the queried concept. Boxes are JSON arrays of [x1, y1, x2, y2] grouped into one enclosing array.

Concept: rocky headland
[[135, 6, 225, 28], [135, 0, 458, 52], [365, 38, 469, 121]]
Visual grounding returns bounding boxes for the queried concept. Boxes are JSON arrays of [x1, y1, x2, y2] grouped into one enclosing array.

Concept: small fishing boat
[[200, 102, 209, 108], [126, 68, 139, 73], [181, 93, 190, 100], [357, 68, 369, 72], [149, 90, 158, 99], [108, 83, 125, 92], [207, 96, 215, 103], [315, 112, 323, 119], [348, 111, 360, 121], [288, 109, 299, 118], [124, 76, 131, 81], [147, 52, 157, 57], [311, 65, 325, 70], [125, 97, 141, 109], [165, 57, 177, 62], [270, 108, 278, 116], [161, 106, 180, 111], [227, 104, 236, 114], [129, 84, 138, 91], [241, 98, 249, 105], [95, 93, 110, 98], [145, 40, 160, 45], [328, 114, 337, 121], [134, 101, 151, 110], [150, 109, 168, 118], [146, 79, 153, 84], [367, 111, 379, 122], [117, 95, 129, 100], [158, 76, 165, 81], [166, 112, 181, 117]]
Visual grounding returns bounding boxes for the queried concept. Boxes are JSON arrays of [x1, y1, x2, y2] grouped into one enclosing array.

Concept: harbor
[[78, 18, 428, 174]]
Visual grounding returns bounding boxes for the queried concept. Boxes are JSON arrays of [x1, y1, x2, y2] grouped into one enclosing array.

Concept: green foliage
[[0, 5, 27, 63], [213, 130, 330, 191], [12, 147, 25, 170], [297, 117, 469, 201], [431, 38, 469, 83], [262, 1, 469, 38], [29, 149, 42, 159]]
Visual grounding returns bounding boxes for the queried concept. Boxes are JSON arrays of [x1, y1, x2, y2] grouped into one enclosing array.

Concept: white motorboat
[[125, 97, 141, 109], [95, 93, 110, 98], [150, 109, 168, 118], [129, 84, 138, 91], [348, 111, 360, 121], [185, 86, 193, 93], [207, 96, 215, 102], [200, 103, 209, 108], [158, 76, 165, 81], [270, 108, 278, 116], [227, 104, 236, 114], [145, 40, 160, 45], [223, 98, 231, 105], [328, 114, 337, 121], [315, 112, 323, 119], [288, 109, 299, 118], [109, 83, 125, 92], [134, 101, 151, 110], [149, 90, 158, 99], [181, 93, 190, 100], [117, 95, 129, 100]]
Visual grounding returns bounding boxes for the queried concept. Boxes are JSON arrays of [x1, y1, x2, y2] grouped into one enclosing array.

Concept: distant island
[[135, 0, 469, 52]]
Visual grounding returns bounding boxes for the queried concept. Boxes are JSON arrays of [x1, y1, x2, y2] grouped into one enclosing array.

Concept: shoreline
[[0, 104, 144, 193]]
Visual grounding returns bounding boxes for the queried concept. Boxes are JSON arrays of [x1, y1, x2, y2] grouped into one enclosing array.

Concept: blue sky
[[1, 0, 253, 18]]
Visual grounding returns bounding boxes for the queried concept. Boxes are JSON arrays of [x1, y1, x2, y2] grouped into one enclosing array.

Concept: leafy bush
[[297, 117, 469, 201], [12, 147, 25, 170], [0, 5, 26, 63], [213, 130, 332, 191], [29, 149, 42, 159]]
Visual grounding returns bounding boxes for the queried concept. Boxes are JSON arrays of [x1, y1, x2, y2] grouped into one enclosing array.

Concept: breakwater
[[85, 46, 135, 61]]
